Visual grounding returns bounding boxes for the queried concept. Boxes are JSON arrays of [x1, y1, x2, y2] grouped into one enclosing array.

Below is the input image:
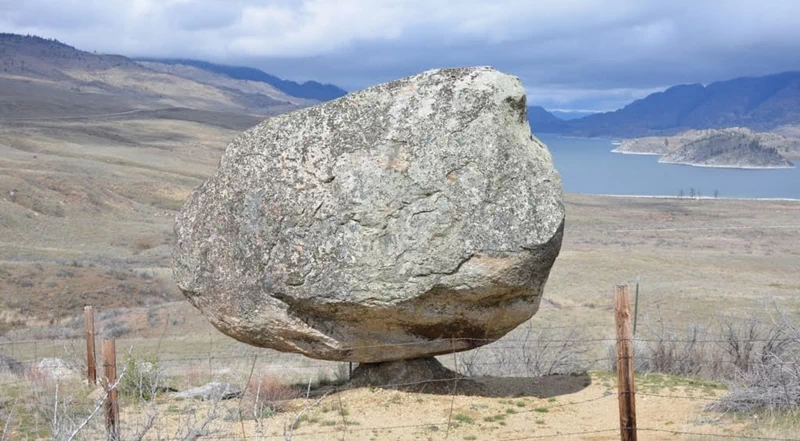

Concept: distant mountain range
[[135, 58, 347, 102], [5, 33, 799, 142], [0, 33, 347, 120], [529, 71, 800, 138], [528, 106, 569, 133], [550, 110, 598, 120]]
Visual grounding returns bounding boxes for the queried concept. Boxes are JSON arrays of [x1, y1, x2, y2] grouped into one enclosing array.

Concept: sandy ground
[[103, 373, 740, 441]]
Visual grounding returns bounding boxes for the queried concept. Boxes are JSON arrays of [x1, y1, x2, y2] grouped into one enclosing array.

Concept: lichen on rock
[[173, 67, 564, 363]]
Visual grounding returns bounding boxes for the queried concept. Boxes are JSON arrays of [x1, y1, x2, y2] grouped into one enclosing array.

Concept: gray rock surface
[[173, 382, 242, 401], [173, 66, 564, 363], [0, 355, 24, 376], [36, 358, 78, 380]]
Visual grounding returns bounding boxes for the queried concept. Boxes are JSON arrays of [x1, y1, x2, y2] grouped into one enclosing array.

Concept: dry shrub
[[705, 312, 800, 413], [133, 235, 159, 252], [635, 309, 800, 413], [457, 326, 589, 377], [23, 366, 52, 389], [617, 324, 723, 378], [183, 367, 205, 389], [242, 375, 301, 417], [635, 313, 796, 381]]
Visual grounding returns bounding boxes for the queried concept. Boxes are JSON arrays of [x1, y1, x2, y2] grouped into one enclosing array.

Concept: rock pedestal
[[349, 358, 460, 392]]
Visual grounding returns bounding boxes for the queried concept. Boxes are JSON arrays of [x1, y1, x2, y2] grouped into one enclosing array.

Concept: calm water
[[539, 134, 800, 199]]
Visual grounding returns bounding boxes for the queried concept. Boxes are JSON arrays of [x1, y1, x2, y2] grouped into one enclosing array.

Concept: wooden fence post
[[85, 306, 97, 385], [633, 276, 640, 336], [102, 339, 119, 441], [615, 285, 637, 441]]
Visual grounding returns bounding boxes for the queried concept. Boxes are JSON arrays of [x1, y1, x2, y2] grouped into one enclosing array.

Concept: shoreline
[[572, 193, 800, 202], [536, 133, 617, 141], [657, 159, 795, 170], [611, 149, 795, 169], [610, 148, 661, 156]]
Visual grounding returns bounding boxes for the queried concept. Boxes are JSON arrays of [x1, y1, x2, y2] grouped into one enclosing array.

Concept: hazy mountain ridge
[[136, 61, 313, 106], [550, 110, 598, 120], [528, 72, 800, 137], [136, 58, 348, 102], [0, 33, 140, 78], [527, 106, 569, 133]]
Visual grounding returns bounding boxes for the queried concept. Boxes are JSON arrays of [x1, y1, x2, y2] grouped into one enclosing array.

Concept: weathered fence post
[[615, 285, 637, 441], [85, 306, 97, 385], [102, 339, 119, 441]]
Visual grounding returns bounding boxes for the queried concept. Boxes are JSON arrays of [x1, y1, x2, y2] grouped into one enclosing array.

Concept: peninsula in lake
[[613, 128, 797, 169]]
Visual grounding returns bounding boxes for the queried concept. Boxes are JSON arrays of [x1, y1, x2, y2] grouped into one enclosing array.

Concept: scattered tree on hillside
[[678, 189, 685, 198], [714, 189, 719, 198], [689, 188, 696, 198]]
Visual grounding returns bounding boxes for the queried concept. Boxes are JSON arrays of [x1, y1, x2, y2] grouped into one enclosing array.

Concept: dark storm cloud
[[2, 0, 800, 110]]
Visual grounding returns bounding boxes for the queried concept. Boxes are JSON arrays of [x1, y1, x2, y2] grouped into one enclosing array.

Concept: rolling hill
[[0, 33, 346, 120], [0, 34, 350, 325], [658, 130, 794, 169]]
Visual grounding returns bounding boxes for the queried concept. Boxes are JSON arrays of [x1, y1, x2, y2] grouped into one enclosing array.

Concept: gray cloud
[[164, 1, 242, 32], [2, 0, 800, 110]]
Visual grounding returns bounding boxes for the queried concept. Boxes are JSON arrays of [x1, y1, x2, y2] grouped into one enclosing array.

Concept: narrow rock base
[[350, 357, 475, 394]]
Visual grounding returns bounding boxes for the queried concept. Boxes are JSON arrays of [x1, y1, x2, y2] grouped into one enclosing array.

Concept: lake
[[539, 134, 800, 199]]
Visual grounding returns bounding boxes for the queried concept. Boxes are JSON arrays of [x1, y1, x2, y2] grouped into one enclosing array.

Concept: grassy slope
[[1, 109, 798, 335], [0, 108, 798, 440]]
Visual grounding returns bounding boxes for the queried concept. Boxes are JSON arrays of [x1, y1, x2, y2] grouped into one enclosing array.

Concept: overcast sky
[[3, 0, 800, 111]]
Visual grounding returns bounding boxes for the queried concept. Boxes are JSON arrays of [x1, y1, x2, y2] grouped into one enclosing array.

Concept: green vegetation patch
[[453, 413, 475, 424]]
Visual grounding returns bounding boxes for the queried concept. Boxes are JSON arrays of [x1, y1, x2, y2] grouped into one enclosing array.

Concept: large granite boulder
[[173, 67, 564, 363]]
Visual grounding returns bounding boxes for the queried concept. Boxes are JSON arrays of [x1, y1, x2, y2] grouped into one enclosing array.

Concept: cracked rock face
[[173, 67, 564, 363]]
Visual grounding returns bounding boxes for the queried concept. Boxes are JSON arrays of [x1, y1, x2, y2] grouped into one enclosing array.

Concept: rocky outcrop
[[0, 355, 24, 376], [173, 382, 242, 401], [36, 358, 78, 380], [173, 67, 564, 363]]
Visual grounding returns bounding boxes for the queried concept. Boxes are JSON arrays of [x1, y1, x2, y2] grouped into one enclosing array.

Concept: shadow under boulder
[[349, 357, 466, 394], [347, 357, 591, 398]]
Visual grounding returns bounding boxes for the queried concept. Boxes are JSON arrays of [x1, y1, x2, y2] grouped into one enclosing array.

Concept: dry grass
[[242, 375, 303, 417], [1, 92, 799, 439], [2, 104, 799, 339]]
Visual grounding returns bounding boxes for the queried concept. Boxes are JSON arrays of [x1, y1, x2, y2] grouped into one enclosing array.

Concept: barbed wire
[[641, 306, 790, 325], [639, 428, 800, 440], [0, 324, 623, 348], [637, 391, 719, 401], [2, 304, 798, 440], [498, 428, 620, 440], [3, 334, 797, 360]]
